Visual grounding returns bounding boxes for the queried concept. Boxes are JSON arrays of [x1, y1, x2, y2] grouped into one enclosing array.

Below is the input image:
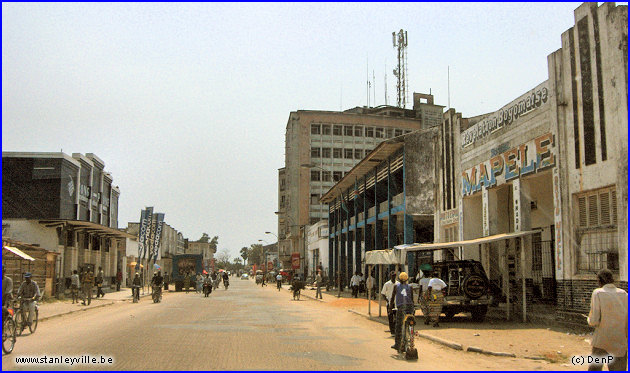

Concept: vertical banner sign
[[291, 253, 300, 269], [552, 167, 564, 279], [513, 180, 521, 232], [151, 213, 165, 264], [141, 206, 154, 261], [137, 209, 148, 270], [147, 212, 157, 262]]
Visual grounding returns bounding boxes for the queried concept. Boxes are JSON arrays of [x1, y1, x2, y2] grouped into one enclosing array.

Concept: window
[[311, 194, 320, 204], [311, 148, 321, 158], [311, 124, 321, 135], [322, 148, 331, 158], [577, 187, 617, 228], [395, 129, 403, 137], [333, 125, 342, 136], [333, 171, 342, 181], [576, 186, 618, 272], [375, 127, 384, 138], [310, 170, 320, 181], [354, 149, 363, 159], [344, 149, 353, 159], [366, 127, 374, 137], [354, 126, 363, 136], [322, 124, 331, 135], [344, 125, 354, 136], [333, 148, 342, 158], [322, 171, 331, 182], [386, 129, 393, 138]]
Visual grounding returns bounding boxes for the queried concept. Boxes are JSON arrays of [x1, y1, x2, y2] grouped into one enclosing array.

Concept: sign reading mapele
[[462, 133, 555, 196], [462, 82, 549, 148]]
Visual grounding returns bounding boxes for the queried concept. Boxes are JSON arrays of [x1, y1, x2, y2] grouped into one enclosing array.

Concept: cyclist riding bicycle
[[132, 272, 142, 301], [151, 271, 164, 293], [390, 272, 414, 351], [276, 273, 283, 291], [16, 272, 40, 330]]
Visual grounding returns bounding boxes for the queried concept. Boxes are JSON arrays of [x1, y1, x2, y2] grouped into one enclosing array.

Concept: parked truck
[[171, 254, 203, 292]]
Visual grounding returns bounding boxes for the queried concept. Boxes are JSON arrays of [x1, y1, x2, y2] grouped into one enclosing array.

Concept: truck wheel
[[462, 275, 487, 300], [175, 283, 181, 292], [443, 309, 457, 321], [471, 305, 488, 322]]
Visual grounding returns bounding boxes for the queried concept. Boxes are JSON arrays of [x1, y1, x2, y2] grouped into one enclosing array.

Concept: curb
[[466, 346, 516, 357], [39, 294, 153, 322], [416, 332, 463, 350]]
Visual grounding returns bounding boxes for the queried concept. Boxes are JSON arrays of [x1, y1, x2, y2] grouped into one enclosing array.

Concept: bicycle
[[14, 298, 38, 336], [399, 312, 418, 360], [3, 305, 17, 354]]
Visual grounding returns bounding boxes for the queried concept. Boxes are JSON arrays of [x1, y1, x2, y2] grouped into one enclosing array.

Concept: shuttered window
[[576, 187, 616, 228]]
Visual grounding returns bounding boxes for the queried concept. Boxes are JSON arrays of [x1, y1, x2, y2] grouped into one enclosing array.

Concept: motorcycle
[[152, 285, 162, 303], [203, 282, 212, 297]]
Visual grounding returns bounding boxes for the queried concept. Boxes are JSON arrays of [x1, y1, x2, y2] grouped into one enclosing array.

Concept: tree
[[198, 233, 210, 243], [249, 244, 264, 267], [216, 248, 231, 269], [240, 247, 249, 263], [198, 233, 219, 252]]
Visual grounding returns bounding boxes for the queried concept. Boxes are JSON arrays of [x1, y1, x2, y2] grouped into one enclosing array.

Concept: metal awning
[[394, 230, 539, 252], [37, 219, 136, 239], [3, 246, 36, 261]]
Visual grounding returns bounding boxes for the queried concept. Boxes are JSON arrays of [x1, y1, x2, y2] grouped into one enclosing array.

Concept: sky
[[2, 2, 590, 260]]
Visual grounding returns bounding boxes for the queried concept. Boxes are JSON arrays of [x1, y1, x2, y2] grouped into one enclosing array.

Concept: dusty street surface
[[3, 279, 580, 370]]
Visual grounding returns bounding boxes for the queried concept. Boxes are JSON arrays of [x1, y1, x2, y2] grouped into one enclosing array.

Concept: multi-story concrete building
[[2, 151, 130, 289], [432, 2, 627, 320], [278, 94, 444, 274]]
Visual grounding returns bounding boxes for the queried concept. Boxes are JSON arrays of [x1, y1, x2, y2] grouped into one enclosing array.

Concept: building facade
[[2, 151, 129, 289], [306, 220, 329, 278], [434, 2, 627, 319], [278, 94, 444, 274]]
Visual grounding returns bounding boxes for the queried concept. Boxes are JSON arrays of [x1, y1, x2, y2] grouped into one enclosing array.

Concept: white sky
[[2, 2, 590, 259]]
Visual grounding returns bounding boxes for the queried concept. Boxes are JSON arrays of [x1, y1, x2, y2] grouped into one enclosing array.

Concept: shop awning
[[394, 230, 539, 252], [3, 246, 36, 261], [365, 249, 405, 265]]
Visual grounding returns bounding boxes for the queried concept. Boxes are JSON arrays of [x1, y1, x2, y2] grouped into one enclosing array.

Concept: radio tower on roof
[[392, 29, 408, 109]]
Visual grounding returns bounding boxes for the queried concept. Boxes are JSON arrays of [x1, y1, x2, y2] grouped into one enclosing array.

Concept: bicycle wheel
[[3, 318, 16, 354], [29, 309, 38, 334], [14, 311, 24, 337]]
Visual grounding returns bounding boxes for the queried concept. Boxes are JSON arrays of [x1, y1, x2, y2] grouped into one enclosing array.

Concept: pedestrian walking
[[350, 271, 361, 298], [196, 273, 203, 294], [425, 272, 447, 327], [315, 270, 323, 299], [365, 272, 375, 300], [116, 270, 122, 291], [586, 269, 627, 371], [70, 270, 80, 304], [81, 268, 95, 305], [390, 272, 414, 351], [417, 270, 430, 318], [183, 272, 191, 294], [95, 267, 105, 298], [381, 271, 398, 335]]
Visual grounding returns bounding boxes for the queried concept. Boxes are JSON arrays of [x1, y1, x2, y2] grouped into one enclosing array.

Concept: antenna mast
[[392, 29, 408, 108]]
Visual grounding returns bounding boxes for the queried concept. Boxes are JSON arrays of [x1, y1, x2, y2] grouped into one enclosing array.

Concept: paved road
[[3, 279, 567, 370]]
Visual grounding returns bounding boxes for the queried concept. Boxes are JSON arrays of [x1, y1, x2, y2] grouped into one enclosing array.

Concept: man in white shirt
[[350, 272, 362, 298], [587, 269, 627, 371], [380, 271, 399, 335]]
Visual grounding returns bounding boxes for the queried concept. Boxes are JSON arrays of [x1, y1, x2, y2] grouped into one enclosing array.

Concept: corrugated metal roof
[[3, 246, 36, 261]]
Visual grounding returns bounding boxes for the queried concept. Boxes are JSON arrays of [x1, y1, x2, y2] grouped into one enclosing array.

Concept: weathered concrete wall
[[404, 128, 439, 217]]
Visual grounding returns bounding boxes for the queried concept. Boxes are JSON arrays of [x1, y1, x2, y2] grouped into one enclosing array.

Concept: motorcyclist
[[151, 271, 164, 291]]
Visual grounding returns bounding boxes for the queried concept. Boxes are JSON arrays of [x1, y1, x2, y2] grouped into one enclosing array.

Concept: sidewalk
[[271, 283, 593, 365], [38, 287, 153, 321]]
